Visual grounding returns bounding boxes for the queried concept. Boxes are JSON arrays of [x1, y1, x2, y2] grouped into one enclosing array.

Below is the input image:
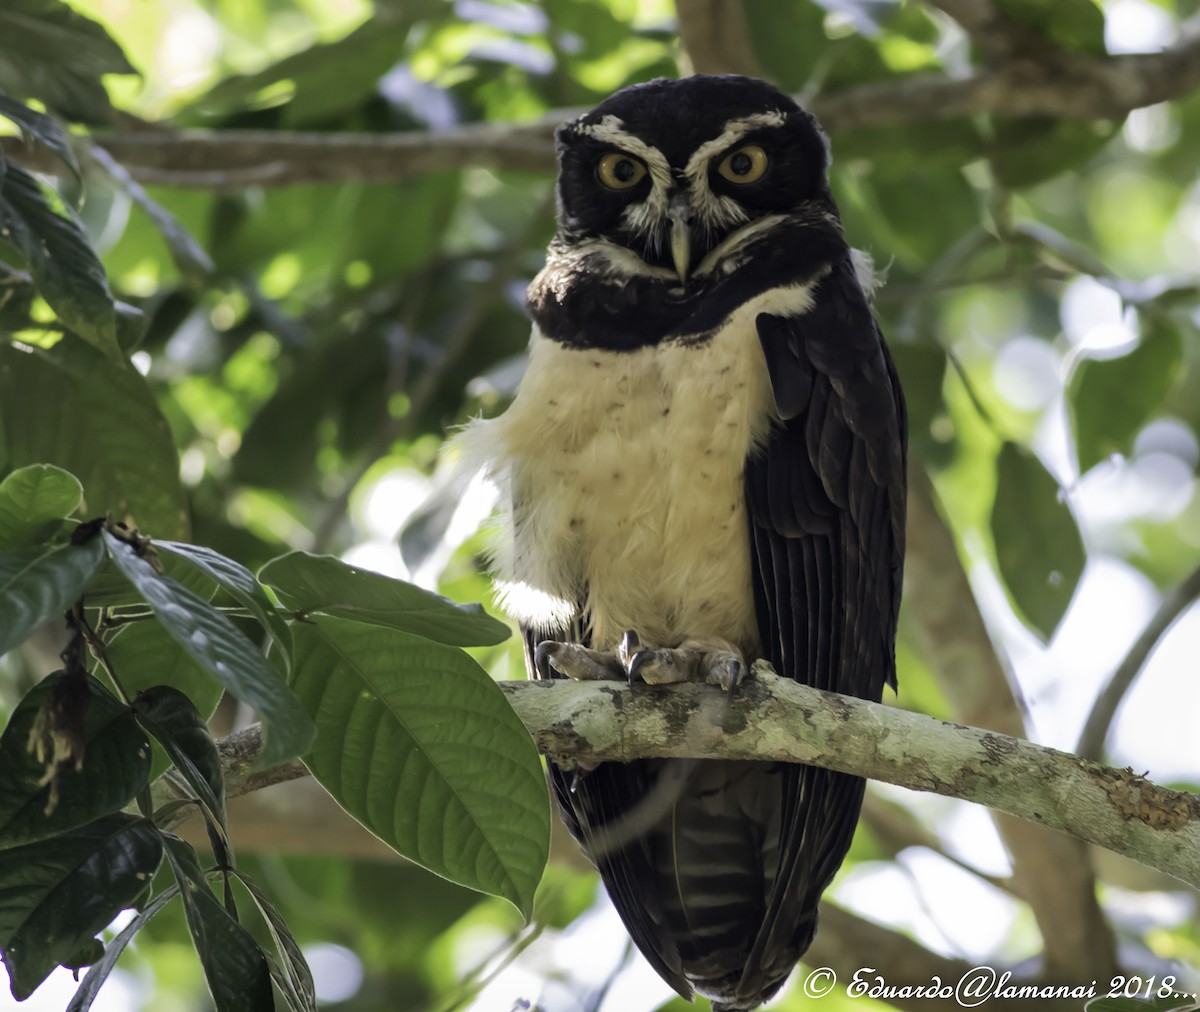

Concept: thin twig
[[1077, 562, 1200, 761]]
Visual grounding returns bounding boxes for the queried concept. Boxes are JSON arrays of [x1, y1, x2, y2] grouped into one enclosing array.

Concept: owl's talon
[[619, 630, 641, 667], [627, 649, 652, 686], [706, 657, 744, 693], [534, 641, 558, 680]]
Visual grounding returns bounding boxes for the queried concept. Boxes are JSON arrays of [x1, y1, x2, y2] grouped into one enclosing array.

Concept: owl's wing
[[739, 255, 906, 989]]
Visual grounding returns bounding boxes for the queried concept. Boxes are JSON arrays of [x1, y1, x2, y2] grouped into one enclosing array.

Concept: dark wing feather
[[738, 257, 906, 1000]]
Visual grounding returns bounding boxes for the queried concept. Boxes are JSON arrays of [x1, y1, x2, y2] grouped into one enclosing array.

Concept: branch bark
[[5, 25, 1199, 188], [905, 460, 1119, 980], [491, 673, 1200, 891]]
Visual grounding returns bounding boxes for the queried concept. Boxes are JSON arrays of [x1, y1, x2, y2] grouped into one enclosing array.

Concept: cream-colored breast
[[472, 282, 817, 652]]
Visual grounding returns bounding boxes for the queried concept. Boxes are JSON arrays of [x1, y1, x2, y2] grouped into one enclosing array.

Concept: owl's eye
[[597, 153, 648, 190], [717, 145, 769, 184]]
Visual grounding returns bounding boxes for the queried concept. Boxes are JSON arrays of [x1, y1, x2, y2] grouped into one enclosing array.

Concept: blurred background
[[1, 0, 1198, 1009]]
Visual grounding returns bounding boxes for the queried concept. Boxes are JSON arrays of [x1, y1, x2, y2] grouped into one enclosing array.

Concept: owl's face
[[554, 75, 832, 286]]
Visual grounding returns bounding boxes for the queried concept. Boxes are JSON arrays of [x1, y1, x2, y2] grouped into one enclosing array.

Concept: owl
[[468, 74, 907, 1010]]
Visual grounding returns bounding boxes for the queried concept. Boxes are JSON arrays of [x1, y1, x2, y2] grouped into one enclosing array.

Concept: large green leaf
[[85, 145, 213, 286], [0, 814, 162, 1000], [104, 532, 314, 766], [991, 117, 1121, 189], [157, 541, 293, 669], [160, 834, 273, 1012], [178, 9, 422, 127], [0, 0, 136, 123], [0, 537, 105, 656], [0, 164, 120, 360], [0, 463, 82, 550], [289, 618, 548, 917], [66, 885, 179, 1012], [133, 686, 226, 830], [0, 339, 189, 540], [229, 870, 316, 1012], [995, 0, 1106, 56], [102, 621, 224, 721], [0, 673, 151, 848], [260, 551, 510, 647], [0, 91, 80, 179], [1069, 318, 1184, 473], [990, 442, 1085, 641]]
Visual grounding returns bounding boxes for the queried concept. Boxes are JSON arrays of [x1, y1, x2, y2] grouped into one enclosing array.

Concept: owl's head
[[553, 75, 833, 286]]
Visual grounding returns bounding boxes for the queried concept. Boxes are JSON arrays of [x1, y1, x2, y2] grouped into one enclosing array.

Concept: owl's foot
[[625, 635, 747, 693], [534, 633, 748, 693], [534, 641, 624, 681]]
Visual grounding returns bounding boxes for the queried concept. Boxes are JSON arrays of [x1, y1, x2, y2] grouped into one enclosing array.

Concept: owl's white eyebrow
[[573, 115, 673, 189], [683, 110, 787, 179]]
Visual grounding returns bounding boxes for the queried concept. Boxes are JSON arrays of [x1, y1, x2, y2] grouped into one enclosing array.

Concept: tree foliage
[[1, 0, 1199, 1009]]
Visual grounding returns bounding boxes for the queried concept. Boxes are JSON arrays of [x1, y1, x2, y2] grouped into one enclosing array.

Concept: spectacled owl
[[466, 74, 907, 1010]]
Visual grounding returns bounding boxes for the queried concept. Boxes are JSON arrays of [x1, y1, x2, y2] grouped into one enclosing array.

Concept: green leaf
[[860, 164, 980, 270], [290, 618, 549, 917], [84, 145, 213, 286], [0, 0, 136, 123], [0, 164, 120, 360], [0, 537, 105, 656], [990, 442, 1085, 641], [994, 0, 1106, 56], [0, 673, 151, 848], [60, 935, 104, 971], [228, 870, 316, 1012], [260, 551, 510, 647], [104, 532, 314, 766], [0, 339, 189, 540], [0, 91, 80, 179], [160, 834, 273, 1012], [102, 621, 224, 725], [81, 540, 217, 609], [157, 541, 293, 670], [133, 686, 226, 830], [178, 11, 419, 127], [0, 463, 82, 550], [66, 885, 178, 1012], [0, 814, 162, 1000], [1069, 318, 1184, 473], [888, 342, 951, 465], [991, 117, 1120, 189]]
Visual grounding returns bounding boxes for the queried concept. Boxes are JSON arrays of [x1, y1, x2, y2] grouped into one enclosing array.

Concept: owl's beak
[[667, 194, 693, 283]]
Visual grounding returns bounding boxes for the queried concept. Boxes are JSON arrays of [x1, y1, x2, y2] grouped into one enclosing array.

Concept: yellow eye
[[717, 145, 769, 184], [597, 152, 647, 190]]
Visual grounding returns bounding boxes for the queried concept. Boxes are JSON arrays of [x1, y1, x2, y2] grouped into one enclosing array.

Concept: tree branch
[[491, 673, 1200, 891], [5, 26, 1199, 188], [206, 672, 1200, 892], [905, 460, 1119, 980], [1077, 561, 1200, 762]]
